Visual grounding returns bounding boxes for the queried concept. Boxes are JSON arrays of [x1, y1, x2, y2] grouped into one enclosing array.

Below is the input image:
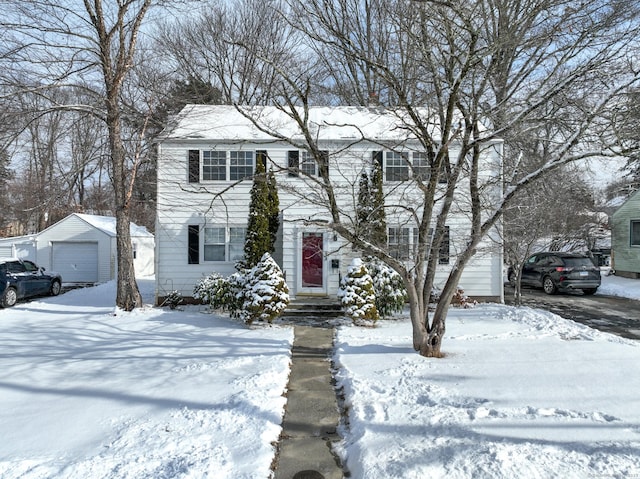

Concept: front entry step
[[283, 298, 343, 318]]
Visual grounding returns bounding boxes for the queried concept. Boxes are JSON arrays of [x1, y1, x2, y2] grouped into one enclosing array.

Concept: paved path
[[273, 325, 345, 479]]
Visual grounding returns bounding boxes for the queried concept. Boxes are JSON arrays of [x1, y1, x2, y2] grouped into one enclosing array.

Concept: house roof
[[74, 214, 153, 238], [159, 105, 453, 143], [611, 188, 640, 220]]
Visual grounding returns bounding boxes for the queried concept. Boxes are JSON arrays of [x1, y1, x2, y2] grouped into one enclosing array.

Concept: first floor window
[[389, 227, 411, 260], [188, 226, 247, 263], [387, 225, 451, 264], [229, 227, 246, 261], [631, 220, 640, 246], [438, 226, 450, 264], [204, 227, 226, 261]]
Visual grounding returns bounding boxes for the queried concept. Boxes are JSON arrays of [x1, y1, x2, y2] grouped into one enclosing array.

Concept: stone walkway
[[273, 325, 345, 479]]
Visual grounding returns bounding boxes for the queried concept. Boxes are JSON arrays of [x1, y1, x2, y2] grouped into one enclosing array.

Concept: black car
[[0, 258, 62, 307], [509, 252, 601, 295]]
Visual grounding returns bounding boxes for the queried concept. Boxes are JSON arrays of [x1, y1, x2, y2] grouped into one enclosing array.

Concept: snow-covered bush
[[193, 271, 246, 313], [163, 290, 183, 310], [241, 253, 289, 324], [367, 259, 407, 318], [338, 258, 379, 324]]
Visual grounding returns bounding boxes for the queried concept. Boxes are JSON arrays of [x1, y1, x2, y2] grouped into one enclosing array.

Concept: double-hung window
[[631, 220, 640, 246], [413, 152, 431, 181], [193, 150, 255, 182], [202, 151, 227, 181], [204, 227, 226, 261], [300, 151, 317, 176], [230, 151, 254, 180], [385, 151, 409, 181], [287, 149, 329, 177], [388, 226, 450, 264], [389, 227, 411, 260], [228, 227, 246, 261], [190, 226, 247, 263]]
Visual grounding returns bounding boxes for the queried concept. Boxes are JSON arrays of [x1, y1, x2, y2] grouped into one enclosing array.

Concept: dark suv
[[509, 252, 601, 295], [0, 258, 62, 307]]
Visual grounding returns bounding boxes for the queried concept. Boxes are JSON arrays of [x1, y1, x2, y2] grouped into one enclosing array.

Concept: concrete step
[[284, 299, 343, 318]]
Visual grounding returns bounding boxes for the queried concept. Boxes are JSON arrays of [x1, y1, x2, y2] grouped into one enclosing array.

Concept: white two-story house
[[155, 105, 504, 305]]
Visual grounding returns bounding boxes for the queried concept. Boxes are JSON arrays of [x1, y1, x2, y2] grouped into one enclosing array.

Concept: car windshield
[[564, 257, 595, 268]]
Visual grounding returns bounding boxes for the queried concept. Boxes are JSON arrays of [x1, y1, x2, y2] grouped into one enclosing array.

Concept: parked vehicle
[[0, 258, 62, 307], [509, 252, 601, 295]]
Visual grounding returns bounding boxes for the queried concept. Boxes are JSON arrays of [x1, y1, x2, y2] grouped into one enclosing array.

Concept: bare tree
[[1, 0, 163, 310], [234, 0, 640, 357], [156, 0, 299, 105]]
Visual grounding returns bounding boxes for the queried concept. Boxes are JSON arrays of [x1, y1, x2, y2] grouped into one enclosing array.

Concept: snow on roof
[[160, 104, 446, 142], [75, 214, 153, 238]]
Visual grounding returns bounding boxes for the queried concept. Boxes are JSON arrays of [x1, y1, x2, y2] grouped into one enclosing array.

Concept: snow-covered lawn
[[0, 273, 639, 478], [0, 278, 292, 479]]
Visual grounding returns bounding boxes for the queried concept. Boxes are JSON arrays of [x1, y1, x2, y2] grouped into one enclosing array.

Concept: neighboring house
[[155, 105, 504, 305], [0, 213, 154, 283], [611, 189, 640, 278]]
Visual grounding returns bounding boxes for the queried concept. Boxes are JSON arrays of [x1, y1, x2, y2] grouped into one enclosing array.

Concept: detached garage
[[35, 213, 154, 284], [0, 235, 37, 260]]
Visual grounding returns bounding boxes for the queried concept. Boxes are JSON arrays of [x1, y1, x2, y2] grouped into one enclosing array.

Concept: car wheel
[[542, 276, 557, 295], [50, 280, 61, 296], [582, 288, 597, 295], [1, 287, 17, 307]]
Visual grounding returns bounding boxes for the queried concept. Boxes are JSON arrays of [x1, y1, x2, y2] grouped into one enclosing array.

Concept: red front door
[[302, 233, 324, 288]]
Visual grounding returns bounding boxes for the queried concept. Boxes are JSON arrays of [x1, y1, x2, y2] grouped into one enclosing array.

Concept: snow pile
[[334, 305, 640, 478], [598, 273, 640, 300], [0, 278, 293, 479]]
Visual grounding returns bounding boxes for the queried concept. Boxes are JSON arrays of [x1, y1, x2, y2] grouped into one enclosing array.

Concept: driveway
[[504, 285, 640, 340]]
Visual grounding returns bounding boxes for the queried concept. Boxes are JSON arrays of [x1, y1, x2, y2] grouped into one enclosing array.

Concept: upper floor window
[[300, 151, 317, 176], [202, 151, 227, 181], [385, 152, 409, 181], [413, 152, 431, 181], [230, 151, 254, 180], [288, 150, 329, 177], [189, 149, 255, 182], [373, 150, 434, 182]]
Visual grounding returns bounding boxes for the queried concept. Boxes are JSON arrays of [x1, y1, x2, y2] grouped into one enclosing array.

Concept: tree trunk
[[108, 100, 142, 311], [115, 207, 141, 310], [407, 283, 445, 357]]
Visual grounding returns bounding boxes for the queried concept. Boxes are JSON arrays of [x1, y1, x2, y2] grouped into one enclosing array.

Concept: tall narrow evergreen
[[244, 157, 272, 267], [355, 159, 387, 251], [356, 170, 371, 242], [369, 157, 387, 249], [266, 168, 280, 249]]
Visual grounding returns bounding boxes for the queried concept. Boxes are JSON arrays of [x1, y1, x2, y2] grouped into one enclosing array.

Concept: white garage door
[[52, 242, 99, 283], [0, 245, 12, 258]]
